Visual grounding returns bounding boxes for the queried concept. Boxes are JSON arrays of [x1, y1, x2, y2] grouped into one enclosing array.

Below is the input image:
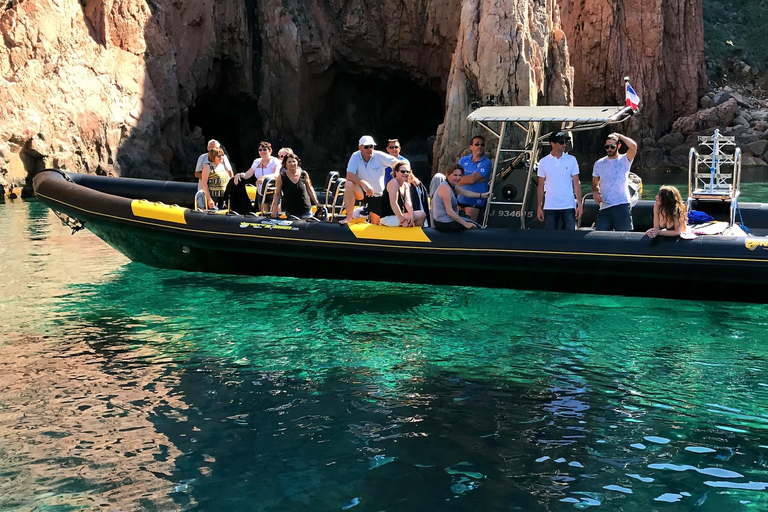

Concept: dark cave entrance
[[188, 93, 263, 174], [188, 68, 444, 182], [312, 70, 444, 178]]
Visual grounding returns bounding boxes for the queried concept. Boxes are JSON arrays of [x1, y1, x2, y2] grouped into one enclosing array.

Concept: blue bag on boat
[[687, 210, 714, 224]]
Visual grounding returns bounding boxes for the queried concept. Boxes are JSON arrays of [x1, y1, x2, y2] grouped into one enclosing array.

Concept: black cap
[[549, 131, 570, 143]]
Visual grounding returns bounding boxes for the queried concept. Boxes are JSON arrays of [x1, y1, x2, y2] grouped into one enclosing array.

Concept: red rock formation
[[0, 0, 703, 189], [558, 0, 707, 137], [0, 0, 252, 186]]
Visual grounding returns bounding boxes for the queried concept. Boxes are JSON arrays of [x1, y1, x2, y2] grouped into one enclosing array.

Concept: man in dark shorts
[[339, 135, 399, 225], [457, 135, 492, 222]]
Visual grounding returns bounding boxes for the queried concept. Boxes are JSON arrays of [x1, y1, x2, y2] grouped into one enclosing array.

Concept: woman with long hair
[[432, 164, 490, 232], [645, 185, 688, 238]]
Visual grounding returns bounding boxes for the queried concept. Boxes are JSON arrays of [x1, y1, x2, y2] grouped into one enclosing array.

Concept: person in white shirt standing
[[536, 131, 582, 230]]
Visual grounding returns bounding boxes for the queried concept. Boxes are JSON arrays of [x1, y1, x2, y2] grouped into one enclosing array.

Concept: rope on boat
[[735, 204, 755, 236], [52, 210, 85, 235]]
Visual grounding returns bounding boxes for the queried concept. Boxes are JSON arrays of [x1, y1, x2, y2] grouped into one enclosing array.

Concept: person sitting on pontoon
[[645, 185, 688, 238], [432, 164, 491, 232], [456, 135, 492, 223], [271, 153, 320, 220], [199, 147, 233, 210], [380, 162, 427, 227], [339, 135, 399, 225]]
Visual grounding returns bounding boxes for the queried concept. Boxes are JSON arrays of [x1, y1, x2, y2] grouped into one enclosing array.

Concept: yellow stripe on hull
[[131, 200, 187, 224], [348, 223, 432, 243]]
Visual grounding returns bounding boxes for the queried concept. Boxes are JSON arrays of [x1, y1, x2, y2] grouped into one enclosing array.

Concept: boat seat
[[260, 176, 278, 214], [324, 171, 346, 221]]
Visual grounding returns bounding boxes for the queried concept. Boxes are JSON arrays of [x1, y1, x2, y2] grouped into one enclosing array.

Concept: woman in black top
[[271, 153, 319, 219]]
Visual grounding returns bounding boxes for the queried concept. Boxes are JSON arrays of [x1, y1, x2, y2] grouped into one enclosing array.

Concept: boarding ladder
[[687, 129, 742, 227]]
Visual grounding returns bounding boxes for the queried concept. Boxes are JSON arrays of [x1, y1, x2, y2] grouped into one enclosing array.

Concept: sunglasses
[[398, 170, 411, 175], [604, 144, 617, 149], [363, 145, 374, 149], [473, 143, 485, 147], [259, 147, 269, 151], [553, 140, 567, 144], [388, 146, 400, 150]]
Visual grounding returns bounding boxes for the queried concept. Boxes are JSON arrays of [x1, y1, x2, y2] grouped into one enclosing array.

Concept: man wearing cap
[[195, 139, 232, 180], [339, 135, 399, 225], [536, 131, 582, 230], [457, 135, 493, 222], [591, 132, 638, 231]]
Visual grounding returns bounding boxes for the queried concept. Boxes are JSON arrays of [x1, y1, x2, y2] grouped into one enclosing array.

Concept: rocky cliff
[[1, 0, 703, 196]]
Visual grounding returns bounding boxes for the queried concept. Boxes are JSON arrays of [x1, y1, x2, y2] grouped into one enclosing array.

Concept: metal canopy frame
[[468, 106, 635, 228]]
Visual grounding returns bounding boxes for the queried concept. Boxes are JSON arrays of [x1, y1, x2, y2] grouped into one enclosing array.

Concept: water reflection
[[4, 200, 768, 510]]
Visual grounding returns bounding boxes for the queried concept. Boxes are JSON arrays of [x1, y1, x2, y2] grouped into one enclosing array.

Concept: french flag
[[625, 82, 640, 111]]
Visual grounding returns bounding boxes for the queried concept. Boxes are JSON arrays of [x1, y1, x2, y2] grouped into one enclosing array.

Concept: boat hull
[[33, 170, 768, 302]]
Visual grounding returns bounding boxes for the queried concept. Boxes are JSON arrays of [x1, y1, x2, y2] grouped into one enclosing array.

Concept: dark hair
[[606, 134, 621, 149], [449, 164, 465, 175], [470, 135, 485, 145], [258, 141, 272, 151], [658, 185, 686, 227], [281, 152, 301, 167], [392, 160, 410, 178]]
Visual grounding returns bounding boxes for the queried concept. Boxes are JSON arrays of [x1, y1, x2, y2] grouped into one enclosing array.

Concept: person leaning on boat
[[536, 131, 582, 230], [339, 135, 401, 225], [380, 161, 427, 227], [432, 164, 491, 232], [270, 153, 320, 220], [199, 147, 233, 209], [592, 132, 638, 231], [456, 135, 493, 223], [645, 185, 688, 238]]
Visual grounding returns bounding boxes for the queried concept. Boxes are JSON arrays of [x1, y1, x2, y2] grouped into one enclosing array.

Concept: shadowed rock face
[[0, 0, 701, 188]]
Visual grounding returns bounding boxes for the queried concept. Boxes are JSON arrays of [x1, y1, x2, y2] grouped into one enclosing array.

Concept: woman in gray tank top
[[432, 164, 490, 232]]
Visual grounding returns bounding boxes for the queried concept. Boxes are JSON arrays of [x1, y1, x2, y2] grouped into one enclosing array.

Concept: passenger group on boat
[[190, 128, 684, 238]]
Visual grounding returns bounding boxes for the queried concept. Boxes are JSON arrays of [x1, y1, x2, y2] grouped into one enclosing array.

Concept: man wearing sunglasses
[[536, 131, 582, 230], [457, 135, 493, 222], [591, 132, 638, 231], [383, 139, 412, 187], [339, 135, 399, 225]]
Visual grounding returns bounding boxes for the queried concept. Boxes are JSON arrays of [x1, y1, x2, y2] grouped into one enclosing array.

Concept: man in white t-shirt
[[536, 131, 582, 230], [339, 135, 399, 225], [195, 139, 233, 181], [591, 132, 638, 231]]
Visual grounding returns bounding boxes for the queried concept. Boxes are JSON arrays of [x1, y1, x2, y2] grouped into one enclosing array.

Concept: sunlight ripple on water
[[3, 199, 768, 510]]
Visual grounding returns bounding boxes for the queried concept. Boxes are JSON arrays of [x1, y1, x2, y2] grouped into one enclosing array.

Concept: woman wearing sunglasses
[[380, 162, 426, 227]]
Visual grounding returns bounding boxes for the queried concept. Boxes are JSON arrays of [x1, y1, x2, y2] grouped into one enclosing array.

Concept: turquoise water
[[3, 199, 768, 511]]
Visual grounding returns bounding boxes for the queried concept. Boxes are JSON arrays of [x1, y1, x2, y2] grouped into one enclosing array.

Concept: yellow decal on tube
[[131, 200, 187, 224]]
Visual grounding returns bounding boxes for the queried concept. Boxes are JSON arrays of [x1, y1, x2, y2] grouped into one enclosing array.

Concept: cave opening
[[187, 92, 262, 174], [313, 70, 444, 177], [189, 67, 444, 181]]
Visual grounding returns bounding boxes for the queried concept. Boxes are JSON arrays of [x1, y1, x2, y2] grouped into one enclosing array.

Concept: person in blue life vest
[[457, 135, 493, 222]]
